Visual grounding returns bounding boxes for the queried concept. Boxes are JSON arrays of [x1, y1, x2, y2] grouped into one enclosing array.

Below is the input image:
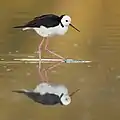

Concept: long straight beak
[[70, 24, 80, 32], [69, 88, 80, 97]]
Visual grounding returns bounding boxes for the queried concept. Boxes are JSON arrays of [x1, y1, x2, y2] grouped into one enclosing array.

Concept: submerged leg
[[38, 68, 48, 82], [38, 61, 62, 82], [45, 38, 65, 60], [38, 38, 46, 82], [42, 61, 63, 81], [38, 38, 45, 70]]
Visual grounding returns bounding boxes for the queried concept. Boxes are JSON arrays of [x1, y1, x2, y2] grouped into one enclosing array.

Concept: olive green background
[[0, 0, 120, 120]]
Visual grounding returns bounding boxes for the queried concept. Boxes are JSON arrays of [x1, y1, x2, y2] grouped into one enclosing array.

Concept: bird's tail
[[13, 25, 25, 28], [12, 89, 40, 103], [12, 89, 29, 94], [13, 26, 31, 31]]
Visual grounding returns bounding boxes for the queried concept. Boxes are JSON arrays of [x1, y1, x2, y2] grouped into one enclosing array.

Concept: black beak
[[69, 88, 80, 97], [70, 24, 80, 32]]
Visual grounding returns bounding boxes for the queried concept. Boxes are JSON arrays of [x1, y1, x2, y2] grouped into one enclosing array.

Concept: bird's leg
[[43, 61, 62, 72], [38, 68, 46, 82], [42, 61, 63, 81], [44, 69, 49, 82], [39, 61, 62, 82], [38, 66, 49, 83], [38, 64, 48, 83], [38, 38, 48, 82], [38, 38, 45, 70], [45, 38, 65, 60]]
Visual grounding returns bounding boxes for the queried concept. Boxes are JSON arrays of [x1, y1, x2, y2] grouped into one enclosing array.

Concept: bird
[[12, 82, 80, 106], [13, 14, 80, 69]]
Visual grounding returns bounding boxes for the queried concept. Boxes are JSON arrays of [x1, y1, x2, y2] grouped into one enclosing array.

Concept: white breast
[[57, 24, 68, 36], [34, 83, 68, 97], [33, 24, 69, 37]]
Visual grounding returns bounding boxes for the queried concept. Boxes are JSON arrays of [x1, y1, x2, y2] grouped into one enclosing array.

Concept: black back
[[14, 14, 65, 28], [24, 92, 61, 105]]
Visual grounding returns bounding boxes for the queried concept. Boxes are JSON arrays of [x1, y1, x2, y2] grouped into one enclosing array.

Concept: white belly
[[34, 83, 68, 96], [24, 24, 69, 37]]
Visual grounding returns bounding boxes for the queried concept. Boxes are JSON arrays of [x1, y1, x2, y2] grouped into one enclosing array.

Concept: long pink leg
[[38, 61, 62, 82], [38, 69, 46, 82], [45, 38, 65, 60], [38, 38, 45, 82], [42, 61, 63, 82], [38, 38, 45, 70]]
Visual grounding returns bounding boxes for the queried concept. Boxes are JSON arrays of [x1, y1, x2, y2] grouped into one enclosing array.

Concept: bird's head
[[60, 15, 80, 32], [60, 88, 80, 106], [60, 15, 71, 26], [60, 94, 71, 106]]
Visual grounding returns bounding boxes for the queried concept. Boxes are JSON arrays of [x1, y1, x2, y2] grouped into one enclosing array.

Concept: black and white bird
[[14, 14, 80, 68], [13, 82, 80, 106]]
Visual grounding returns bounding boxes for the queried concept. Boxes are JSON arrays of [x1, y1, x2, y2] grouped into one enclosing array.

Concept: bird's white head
[[60, 94, 71, 106], [60, 15, 80, 32], [61, 15, 71, 27], [60, 88, 80, 106]]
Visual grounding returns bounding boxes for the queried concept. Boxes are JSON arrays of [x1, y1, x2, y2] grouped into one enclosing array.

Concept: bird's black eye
[[66, 20, 68, 22], [65, 98, 68, 101]]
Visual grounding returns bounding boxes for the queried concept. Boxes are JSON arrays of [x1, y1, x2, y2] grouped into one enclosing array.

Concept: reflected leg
[[38, 38, 45, 70], [38, 68, 46, 82], [42, 61, 63, 81]]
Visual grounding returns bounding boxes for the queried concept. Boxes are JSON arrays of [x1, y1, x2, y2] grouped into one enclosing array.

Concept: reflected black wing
[[14, 14, 61, 28], [31, 93, 61, 105], [13, 90, 61, 105]]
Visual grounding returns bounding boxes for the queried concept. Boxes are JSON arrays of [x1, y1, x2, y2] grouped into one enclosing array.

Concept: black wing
[[13, 90, 60, 105], [26, 92, 60, 105], [14, 14, 61, 28]]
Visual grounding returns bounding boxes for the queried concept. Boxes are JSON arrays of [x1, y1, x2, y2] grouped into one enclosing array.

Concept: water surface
[[0, 0, 120, 120]]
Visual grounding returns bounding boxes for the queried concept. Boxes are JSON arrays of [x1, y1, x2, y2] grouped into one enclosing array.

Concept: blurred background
[[0, 0, 120, 120]]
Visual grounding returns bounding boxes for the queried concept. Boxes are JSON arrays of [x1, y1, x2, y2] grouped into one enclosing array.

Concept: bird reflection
[[13, 61, 80, 106]]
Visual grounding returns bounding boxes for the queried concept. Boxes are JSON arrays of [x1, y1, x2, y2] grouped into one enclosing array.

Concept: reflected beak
[[69, 88, 80, 97], [70, 24, 80, 32]]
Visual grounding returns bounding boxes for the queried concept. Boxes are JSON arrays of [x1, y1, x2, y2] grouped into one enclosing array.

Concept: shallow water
[[0, 0, 120, 120]]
